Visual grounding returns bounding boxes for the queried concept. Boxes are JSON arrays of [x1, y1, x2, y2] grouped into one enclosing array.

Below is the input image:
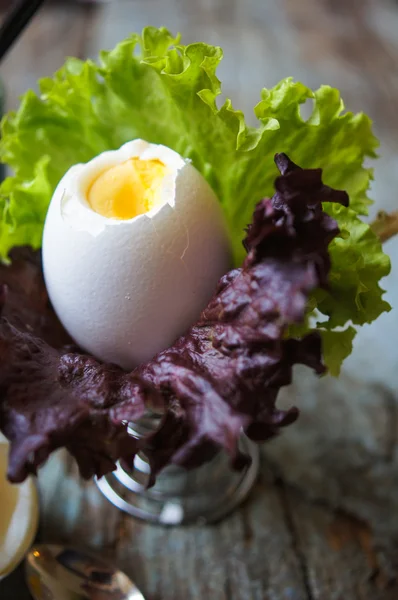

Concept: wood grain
[[0, 1, 398, 599]]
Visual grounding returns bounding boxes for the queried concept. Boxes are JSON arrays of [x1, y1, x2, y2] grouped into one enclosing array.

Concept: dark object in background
[[0, 0, 47, 182], [0, 0, 46, 61], [0, 0, 108, 183]]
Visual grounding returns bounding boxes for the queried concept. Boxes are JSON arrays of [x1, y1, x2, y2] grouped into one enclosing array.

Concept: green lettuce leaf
[[319, 327, 357, 377], [317, 203, 391, 328], [0, 26, 391, 373]]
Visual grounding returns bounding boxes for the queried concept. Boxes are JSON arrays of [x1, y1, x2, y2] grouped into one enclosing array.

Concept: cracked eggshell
[[42, 141, 232, 370]]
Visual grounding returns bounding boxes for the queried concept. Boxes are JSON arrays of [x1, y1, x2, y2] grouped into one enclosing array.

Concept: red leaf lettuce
[[0, 155, 347, 483]]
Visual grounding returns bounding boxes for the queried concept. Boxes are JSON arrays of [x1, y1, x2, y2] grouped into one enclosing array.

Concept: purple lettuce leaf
[[0, 154, 347, 483]]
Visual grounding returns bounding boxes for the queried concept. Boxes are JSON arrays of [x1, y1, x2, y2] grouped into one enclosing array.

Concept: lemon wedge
[[0, 434, 39, 581]]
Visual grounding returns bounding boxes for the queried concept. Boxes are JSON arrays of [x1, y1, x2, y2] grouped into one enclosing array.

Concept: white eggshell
[[42, 140, 232, 370]]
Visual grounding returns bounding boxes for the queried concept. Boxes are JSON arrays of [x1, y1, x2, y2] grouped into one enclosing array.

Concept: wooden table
[[1, 1, 398, 598]]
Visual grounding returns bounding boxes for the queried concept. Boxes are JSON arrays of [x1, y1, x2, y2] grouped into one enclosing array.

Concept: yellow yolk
[[87, 158, 168, 220]]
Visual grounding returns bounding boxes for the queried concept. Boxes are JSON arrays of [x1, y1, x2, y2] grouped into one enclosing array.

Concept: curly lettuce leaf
[[319, 327, 357, 377], [0, 26, 391, 374], [318, 203, 391, 328], [1, 154, 342, 483]]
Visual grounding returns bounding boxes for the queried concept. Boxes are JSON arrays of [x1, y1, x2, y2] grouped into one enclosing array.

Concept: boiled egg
[[0, 434, 39, 581], [42, 140, 231, 370]]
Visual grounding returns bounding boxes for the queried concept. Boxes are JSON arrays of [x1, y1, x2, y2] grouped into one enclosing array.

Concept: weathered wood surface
[[1, 0, 398, 598]]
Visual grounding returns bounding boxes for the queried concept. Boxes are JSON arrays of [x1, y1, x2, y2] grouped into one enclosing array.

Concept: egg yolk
[[87, 158, 168, 220]]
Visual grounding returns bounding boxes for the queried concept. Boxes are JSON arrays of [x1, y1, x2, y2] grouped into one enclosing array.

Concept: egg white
[[42, 140, 232, 370]]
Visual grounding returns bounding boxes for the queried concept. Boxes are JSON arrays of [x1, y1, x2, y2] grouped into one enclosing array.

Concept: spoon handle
[[26, 544, 145, 600]]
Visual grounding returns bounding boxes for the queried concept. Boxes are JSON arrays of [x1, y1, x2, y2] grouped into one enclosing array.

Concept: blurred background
[[1, 1, 398, 599]]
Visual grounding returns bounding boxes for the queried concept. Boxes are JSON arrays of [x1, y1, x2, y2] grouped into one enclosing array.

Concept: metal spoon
[[25, 544, 145, 600]]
